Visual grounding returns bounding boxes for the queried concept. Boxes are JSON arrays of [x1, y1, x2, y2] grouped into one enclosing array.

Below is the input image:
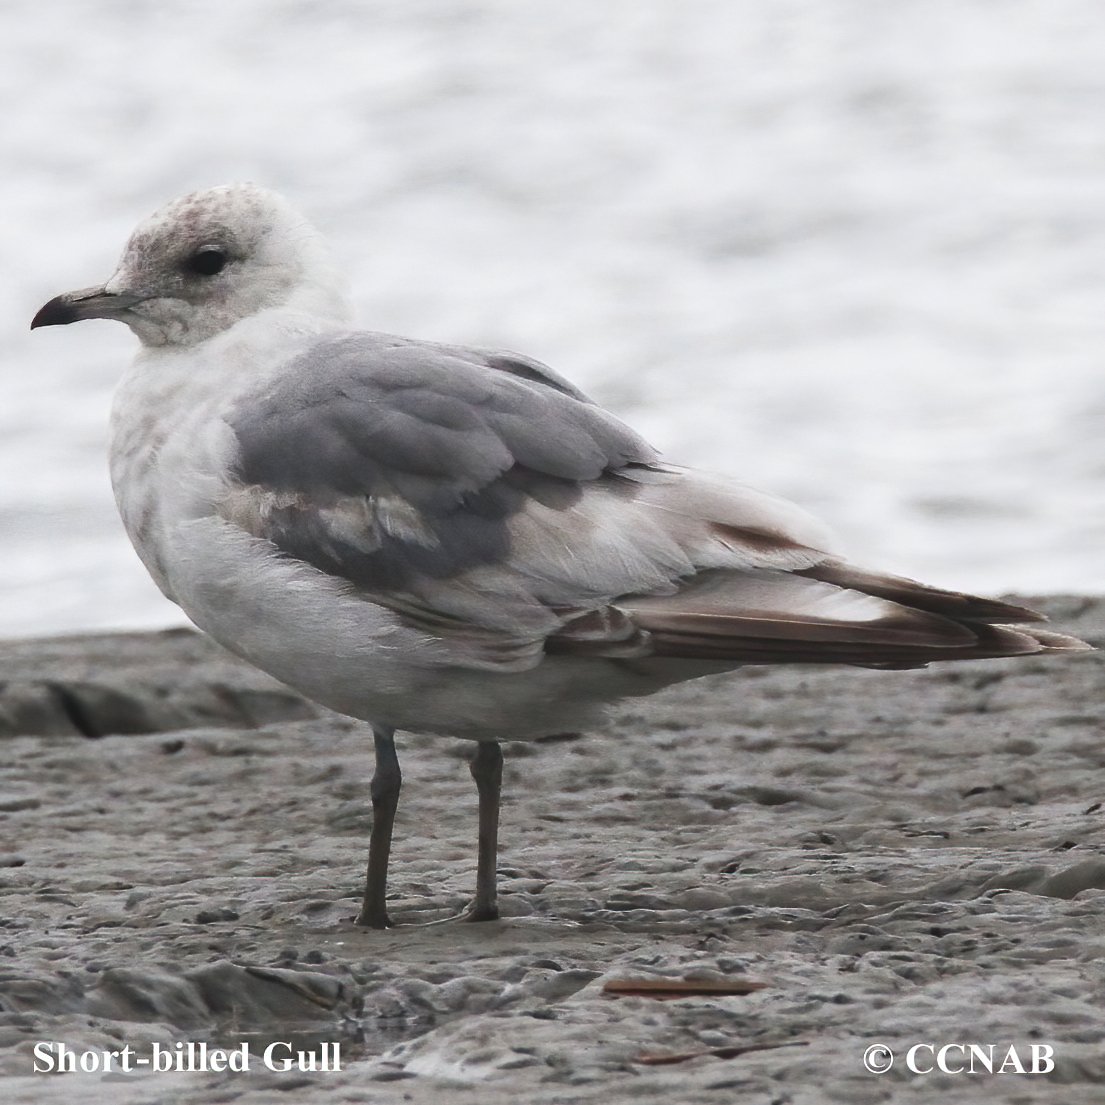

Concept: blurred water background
[[3, 0, 1104, 638]]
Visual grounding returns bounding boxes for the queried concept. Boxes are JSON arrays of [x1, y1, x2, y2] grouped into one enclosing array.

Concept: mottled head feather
[[103, 183, 351, 346]]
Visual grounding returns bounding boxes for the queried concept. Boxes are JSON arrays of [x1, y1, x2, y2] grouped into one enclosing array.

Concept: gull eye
[[184, 246, 228, 276]]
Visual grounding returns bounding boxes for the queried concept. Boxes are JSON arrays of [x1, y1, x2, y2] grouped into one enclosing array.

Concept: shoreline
[[0, 595, 1102, 1103]]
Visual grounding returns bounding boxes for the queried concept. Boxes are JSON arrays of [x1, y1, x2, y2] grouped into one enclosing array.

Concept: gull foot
[[354, 908, 394, 929], [463, 903, 500, 922]]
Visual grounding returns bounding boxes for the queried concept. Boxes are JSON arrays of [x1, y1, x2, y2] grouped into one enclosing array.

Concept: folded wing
[[219, 331, 1090, 672]]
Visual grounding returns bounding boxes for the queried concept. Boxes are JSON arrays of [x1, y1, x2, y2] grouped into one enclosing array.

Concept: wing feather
[[215, 330, 1085, 673]]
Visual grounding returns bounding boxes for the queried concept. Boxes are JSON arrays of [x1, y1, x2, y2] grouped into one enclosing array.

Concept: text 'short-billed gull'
[[32, 184, 1090, 928]]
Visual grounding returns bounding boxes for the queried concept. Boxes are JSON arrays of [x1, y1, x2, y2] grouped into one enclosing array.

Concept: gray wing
[[223, 331, 661, 596], [220, 331, 1080, 674]]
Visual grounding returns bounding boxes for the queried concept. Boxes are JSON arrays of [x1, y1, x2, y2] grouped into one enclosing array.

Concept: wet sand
[[1, 595, 1102, 1103]]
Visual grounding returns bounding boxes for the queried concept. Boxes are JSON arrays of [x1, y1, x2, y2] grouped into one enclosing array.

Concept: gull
[[32, 184, 1089, 928]]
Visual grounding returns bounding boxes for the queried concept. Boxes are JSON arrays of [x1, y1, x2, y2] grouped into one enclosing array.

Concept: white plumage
[[32, 184, 1089, 927]]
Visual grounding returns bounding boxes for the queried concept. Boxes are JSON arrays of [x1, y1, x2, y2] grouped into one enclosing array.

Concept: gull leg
[[356, 726, 401, 929], [466, 740, 503, 922]]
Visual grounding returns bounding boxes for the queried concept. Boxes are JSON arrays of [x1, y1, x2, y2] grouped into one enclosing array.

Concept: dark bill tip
[[30, 286, 144, 331], [30, 295, 81, 330]]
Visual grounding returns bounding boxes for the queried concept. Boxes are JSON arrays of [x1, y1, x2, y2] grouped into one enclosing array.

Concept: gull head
[[31, 184, 350, 347]]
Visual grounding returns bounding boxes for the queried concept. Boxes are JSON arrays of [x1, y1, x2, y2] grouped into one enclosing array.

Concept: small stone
[[194, 907, 240, 924]]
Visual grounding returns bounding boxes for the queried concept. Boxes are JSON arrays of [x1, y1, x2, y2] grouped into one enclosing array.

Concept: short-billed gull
[[32, 184, 1090, 927]]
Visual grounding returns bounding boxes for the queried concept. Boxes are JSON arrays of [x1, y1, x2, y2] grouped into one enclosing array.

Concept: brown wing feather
[[794, 559, 1047, 624], [548, 564, 1090, 669]]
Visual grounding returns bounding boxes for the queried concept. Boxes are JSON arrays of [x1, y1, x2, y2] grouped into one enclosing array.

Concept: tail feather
[[639, 621, 1051, 667], [550, 560, 1092, 670]]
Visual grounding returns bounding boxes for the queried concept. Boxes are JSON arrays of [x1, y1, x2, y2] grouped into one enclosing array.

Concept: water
[[5, 0, 1104, 638]]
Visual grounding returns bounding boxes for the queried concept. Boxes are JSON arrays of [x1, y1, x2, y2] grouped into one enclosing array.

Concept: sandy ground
[[1, 595, 1103, 1103]]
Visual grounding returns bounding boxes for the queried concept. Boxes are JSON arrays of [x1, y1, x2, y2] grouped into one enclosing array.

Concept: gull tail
[[555, 560, 1092, 670]]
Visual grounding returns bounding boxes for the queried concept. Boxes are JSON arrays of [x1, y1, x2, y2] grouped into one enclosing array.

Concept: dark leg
[[356, 727, 401, 929], [466, 740, 503, 922]]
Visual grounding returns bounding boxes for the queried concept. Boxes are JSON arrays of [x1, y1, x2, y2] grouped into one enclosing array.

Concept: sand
[[1, 595, 1102, 1103]]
